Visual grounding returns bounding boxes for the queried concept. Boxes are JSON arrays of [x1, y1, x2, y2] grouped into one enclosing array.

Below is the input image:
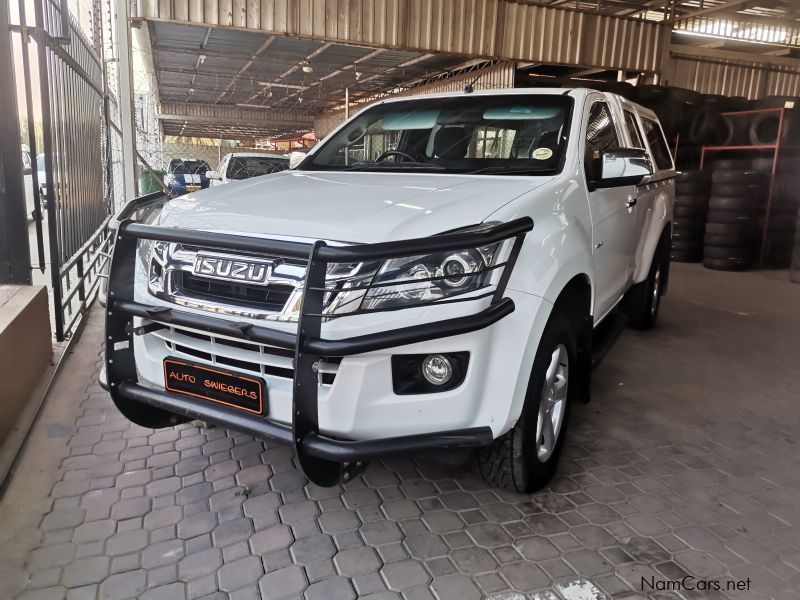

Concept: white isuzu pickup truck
[[102, 88, 674, 491]]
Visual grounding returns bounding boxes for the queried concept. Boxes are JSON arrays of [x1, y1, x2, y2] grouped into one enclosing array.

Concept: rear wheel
[[478, 312, 577, 492], [625, 240, 667, 330]]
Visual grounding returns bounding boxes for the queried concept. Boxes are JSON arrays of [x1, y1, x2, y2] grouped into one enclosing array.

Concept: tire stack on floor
[[672, 171, 711, 262], [752, 157, 799, 267], [704, 160, 761, 271]]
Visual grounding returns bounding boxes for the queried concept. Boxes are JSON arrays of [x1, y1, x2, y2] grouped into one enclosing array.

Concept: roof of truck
[[370, 87, 658, 121]]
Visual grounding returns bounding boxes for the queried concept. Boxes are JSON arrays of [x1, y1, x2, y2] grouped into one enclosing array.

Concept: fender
[[495, 212, 595, 436]]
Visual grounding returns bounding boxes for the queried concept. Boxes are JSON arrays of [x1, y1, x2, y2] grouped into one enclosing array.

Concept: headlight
[[358, 243, 500, 312]]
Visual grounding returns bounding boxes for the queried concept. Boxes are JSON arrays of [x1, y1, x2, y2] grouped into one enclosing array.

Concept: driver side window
[[584, 102, 619, 182]]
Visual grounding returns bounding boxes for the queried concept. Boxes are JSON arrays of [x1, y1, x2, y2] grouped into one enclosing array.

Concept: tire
[[711, 158, 752, 171], [672, 227, 704, 241], [596, 81, 636, 100], [636, 85, 669, 103], [478, 312, 576, 492], [708, 196, 758, 211], [677, 170, 711, 183], [751, 157, 775, 172], [703, 256, 748, 271], [712, 116, 736, 146], [706, 222, 753, 235], [670, 249, 702, 263], [624, 238, 667, 331], [671, 239, 703, 251], [703, 245, 750, 260], [675, 194, 709, 208], [710, 184, 760, 198], [706, 211, 754, 224], [648, 101, 682, 138], [749, 112, 781, 145], [719, 96, 750, 112], [685, 104, 720, 145], [676, 181, 710, 195], [711, 170, 761, 185], [752, 96, 799, 110], [669, 86, 704, 106], [704, 232, 751, 246], [674, 205, 707, 219]]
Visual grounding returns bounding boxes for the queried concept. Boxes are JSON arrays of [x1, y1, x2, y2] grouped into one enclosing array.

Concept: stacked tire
[[703, 163, 761, 271], [672, 171, 711, 262], [752, 157, 800, 267]]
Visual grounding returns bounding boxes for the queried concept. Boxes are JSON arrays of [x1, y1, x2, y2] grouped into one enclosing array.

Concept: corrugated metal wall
[[667, 52, 800, 99], [135, 0, 668, 73], [499, 2, 666, 72], [313, 61, 515, 137]]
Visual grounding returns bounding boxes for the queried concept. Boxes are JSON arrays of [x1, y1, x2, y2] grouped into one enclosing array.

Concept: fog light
[[422, 354, 453, 386]]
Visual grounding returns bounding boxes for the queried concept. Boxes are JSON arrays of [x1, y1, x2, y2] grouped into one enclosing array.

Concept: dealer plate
[[163, 358, 266, 415]]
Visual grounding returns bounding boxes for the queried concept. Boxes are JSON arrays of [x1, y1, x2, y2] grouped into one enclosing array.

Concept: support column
[[114, 0, 137, 201]]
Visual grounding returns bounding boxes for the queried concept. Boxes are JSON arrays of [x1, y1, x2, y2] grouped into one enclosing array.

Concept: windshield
[[168, 159, 210, 175], [304, 95, 573, 175], [226, 157, 289, 180]]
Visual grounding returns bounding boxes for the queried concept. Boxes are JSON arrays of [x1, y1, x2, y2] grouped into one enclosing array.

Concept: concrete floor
[[2, 263, 800, 600]]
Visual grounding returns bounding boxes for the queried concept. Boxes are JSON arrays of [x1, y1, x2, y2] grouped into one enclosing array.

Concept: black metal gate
[[11, 0, 114, 341]]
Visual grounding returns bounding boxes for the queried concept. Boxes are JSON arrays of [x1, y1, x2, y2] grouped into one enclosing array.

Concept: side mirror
[[205, 170, 220, 180], [289, 150, 308, 170], [590, 148, 652, 190]]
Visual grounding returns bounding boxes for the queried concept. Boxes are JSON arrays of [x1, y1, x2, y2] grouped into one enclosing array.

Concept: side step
[[591, 310, 627, 367]]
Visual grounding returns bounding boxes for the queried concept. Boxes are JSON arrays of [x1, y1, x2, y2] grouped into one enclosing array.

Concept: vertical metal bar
[[759, 108, 784, 268], [0, 0, 32, 284], [76, 254, 85, 306], [17, 0, 46, 272], [34, 0, 65, 340], [293, 242, 341, 487]]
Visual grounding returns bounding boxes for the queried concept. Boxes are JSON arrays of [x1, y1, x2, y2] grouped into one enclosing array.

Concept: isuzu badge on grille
[[192, 254, 274, 285]]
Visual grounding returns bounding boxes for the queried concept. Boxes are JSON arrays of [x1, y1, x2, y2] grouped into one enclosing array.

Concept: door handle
[[626, 196, 637, 208]]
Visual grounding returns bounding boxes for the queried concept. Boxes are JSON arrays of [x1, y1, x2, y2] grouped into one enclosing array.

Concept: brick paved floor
[[3, 263, 800, 600]]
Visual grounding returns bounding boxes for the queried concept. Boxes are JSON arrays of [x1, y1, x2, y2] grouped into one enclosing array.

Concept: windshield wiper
[[467, 166, 554, 175], [344, 161, 445, 172]]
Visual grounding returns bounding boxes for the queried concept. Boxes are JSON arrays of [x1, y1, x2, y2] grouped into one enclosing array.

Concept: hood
[[159, 170, 553, 244]]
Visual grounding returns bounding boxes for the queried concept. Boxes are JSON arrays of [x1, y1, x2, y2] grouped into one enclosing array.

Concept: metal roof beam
[[674, 0, 753, 22], [216, 35, 276, 103]]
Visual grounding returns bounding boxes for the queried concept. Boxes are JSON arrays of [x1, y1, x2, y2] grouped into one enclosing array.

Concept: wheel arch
[[502, 271, 594, 436]]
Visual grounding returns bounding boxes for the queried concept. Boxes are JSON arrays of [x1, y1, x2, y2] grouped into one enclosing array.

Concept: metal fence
[[13, 0, 116, 341]]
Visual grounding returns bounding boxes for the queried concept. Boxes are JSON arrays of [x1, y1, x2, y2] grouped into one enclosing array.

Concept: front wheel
[[478, 312, 577, 492]]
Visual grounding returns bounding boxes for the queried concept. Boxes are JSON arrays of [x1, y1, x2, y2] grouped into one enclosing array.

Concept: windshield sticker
[[532, 147, 553, 160]]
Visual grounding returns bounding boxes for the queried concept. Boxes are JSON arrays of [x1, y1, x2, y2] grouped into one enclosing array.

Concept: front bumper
[[104, 194, 532, 485]]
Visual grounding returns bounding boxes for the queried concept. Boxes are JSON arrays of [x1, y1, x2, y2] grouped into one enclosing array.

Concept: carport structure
[[5, 1, 800, 600], [132, 0, 800, 140]]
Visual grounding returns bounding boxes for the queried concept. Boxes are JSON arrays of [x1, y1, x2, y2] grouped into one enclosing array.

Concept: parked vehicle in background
[[21, 147, 36, 221], [103, 88, 674, 492], [164, 158, 212, 196], [35, 154, 49, 210], [207, 152, 289, 186]]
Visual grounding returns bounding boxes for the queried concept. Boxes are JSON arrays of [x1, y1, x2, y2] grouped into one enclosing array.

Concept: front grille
[[177, 272, 294, 312], [152, 325, 339, 385]]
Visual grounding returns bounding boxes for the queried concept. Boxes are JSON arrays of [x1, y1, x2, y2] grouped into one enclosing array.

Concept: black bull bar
[[104, 197, 533, 486]]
